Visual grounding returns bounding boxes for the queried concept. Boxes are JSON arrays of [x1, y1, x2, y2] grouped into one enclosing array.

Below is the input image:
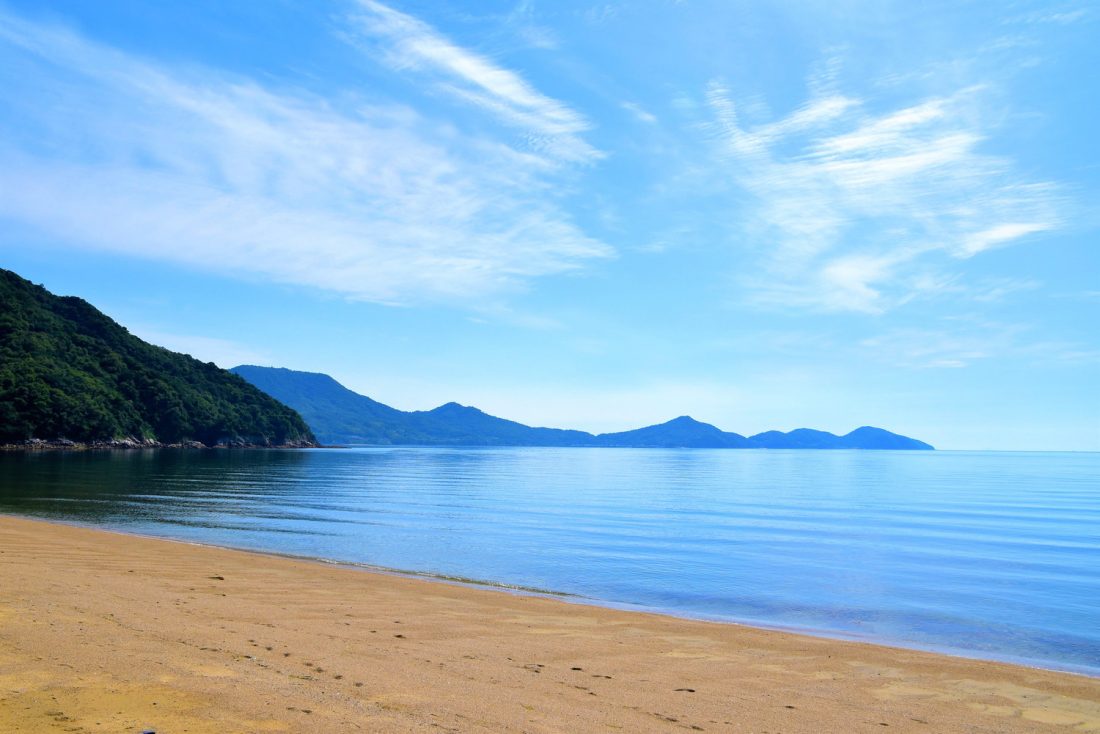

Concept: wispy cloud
[[704, 79, 1061, 312], [960, 221, 1054, 257], [500, 1, 559, 51], [860, 323, 1020, 369], [860, 319, 1099, 369], [621, 101, 657, 124], [1005, 7, 1090, 26], [580, 4, 622, 26], [346, 1, 600, 163], [0, 10, 610, 306]]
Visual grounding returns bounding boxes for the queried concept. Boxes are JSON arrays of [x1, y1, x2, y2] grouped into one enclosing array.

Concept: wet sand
[[1, 515, 1097, 733]]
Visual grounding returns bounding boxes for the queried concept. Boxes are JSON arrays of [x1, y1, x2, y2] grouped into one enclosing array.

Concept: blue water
[[1, 447, 1097, 675]]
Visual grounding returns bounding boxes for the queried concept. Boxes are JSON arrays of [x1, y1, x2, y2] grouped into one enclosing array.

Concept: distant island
[[0, 267, 931, 451], [232, 366, 934, 450], [0, 269, 315, 448]]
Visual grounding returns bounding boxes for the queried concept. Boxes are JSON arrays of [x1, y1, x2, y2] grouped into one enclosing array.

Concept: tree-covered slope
[[0, 270, 315, 446]]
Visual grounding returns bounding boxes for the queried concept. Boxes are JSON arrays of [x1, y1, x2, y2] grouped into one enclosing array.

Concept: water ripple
[[1, 447, 1097, 674]]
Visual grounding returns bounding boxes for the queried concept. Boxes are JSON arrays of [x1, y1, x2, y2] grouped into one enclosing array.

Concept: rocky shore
[[1, 436, 318, 451]]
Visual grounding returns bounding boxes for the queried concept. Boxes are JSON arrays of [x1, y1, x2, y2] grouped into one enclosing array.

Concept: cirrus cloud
[[0, 8, 610, 306], [345, 0, 601, 164], [704, 80, 1061, 313]]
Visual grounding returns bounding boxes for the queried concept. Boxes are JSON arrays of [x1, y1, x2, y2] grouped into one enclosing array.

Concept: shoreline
[[0, 442, 319, 452], [2, 515, 1098, 732], [19, 513, 1097, 681], [1, 438, 318, 451]]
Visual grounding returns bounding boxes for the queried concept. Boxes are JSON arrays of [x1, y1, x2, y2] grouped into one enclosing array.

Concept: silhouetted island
[[232, 366, 934, 450]]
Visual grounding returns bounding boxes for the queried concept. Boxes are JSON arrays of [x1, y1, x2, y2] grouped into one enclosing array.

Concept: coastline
[[0, 438, 318, 451], [23, 515, 1097, 680], [2, 515, 1097, 732]]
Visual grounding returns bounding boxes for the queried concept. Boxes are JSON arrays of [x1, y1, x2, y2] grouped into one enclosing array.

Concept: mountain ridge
[[231, 365, 934, 450]]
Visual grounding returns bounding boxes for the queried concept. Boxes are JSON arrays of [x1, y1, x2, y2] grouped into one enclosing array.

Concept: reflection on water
[[1, 447, 1098, 675]]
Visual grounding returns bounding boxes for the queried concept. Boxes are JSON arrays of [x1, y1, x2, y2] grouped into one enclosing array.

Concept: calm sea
[[1, 447, 1097, 675]]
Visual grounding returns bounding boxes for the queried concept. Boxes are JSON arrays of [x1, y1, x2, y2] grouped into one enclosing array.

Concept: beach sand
[[1, 515, 1097, 733]]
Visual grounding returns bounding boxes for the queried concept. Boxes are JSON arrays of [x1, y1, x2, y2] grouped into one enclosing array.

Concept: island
[[232, 365, 934, 449]]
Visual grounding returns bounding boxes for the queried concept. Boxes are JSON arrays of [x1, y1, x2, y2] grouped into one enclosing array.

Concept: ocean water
[[1, 447, 1097, 675]]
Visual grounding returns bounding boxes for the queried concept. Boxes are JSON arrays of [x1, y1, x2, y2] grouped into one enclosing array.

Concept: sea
[[1, 447, 1097, 676]]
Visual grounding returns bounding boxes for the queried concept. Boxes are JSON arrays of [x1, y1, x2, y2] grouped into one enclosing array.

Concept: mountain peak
[[843, 426, 934, 450], [230, 365, 933, 450], [431, 401, 481, 414], [665, 415, 703, 425]]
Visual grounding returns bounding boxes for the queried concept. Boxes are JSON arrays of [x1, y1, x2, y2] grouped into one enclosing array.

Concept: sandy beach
[[1, 515, 1096, 733]]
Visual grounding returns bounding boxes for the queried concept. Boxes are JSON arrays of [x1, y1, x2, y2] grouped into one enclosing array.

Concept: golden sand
[[1, 515, 1097, 733]]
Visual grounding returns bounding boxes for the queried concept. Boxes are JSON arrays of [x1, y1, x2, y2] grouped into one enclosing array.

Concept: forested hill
[[0, 269, 315, 447]]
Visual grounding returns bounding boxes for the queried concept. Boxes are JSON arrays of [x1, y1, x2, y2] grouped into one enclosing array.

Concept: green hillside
[[0, 269, 315, 447]]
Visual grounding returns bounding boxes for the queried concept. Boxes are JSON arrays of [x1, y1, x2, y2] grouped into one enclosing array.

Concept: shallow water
[[1, 447, 1097, 674]]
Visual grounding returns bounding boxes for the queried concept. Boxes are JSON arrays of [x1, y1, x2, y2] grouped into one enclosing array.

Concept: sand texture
[[1, 515, 1097, 733]]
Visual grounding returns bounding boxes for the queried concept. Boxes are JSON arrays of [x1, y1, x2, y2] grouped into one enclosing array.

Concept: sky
[[0, 1, 1097, 450]]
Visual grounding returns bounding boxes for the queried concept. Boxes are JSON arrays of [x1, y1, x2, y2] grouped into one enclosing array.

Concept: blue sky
[[1, 1, 1097, 450]]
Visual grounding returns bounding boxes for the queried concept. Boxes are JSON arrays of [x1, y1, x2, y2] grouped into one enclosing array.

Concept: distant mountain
[[0, 270, 315, 447], [232, 365, 933, 450], [593, 416, 750, 448], [228, 366, 409, 445], [836, 426, 934, 450], [408, 402, 594, 447], [230, 367, 591, 446], [747, 426, 933, 450]]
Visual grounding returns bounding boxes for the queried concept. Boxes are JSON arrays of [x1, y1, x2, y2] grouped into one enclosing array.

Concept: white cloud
[[960, 221, 1052, 257], [347, 1, 600, 163], [704, 80, 1061, 312], [0, 10, 611, 306], [621, 101, 657, 124], [819, 254, 899, 313]]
